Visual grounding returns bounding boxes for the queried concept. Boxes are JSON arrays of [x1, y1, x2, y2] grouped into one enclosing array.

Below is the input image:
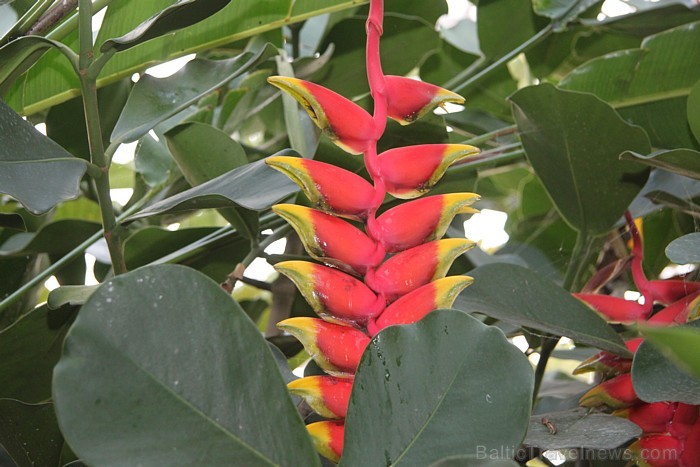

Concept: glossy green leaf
[[47, 285, 100, 309], [0, 99, 87, 215], [430, 459, 519, 467], [689, 78, 700, 144], [561, 22, 700, 149], [666, 232, 700, 264], [580, 2, 700, 37], [621, 149, 700, 180], [101, 0, 231, 52], [11, 1, 368, 115], [0, 399, 63, 467], [53, 264, 319, 466], [510, 84, 650, 235], [632, 321, 700, 404], [128, 156, 297, 221], [111, 45, 275, 143], [341, 310, 533, 466], [134, 133, 175, 187], [455, 263, 629, 355], [0, 304, 76, 403], [523, 408, 641, 450]]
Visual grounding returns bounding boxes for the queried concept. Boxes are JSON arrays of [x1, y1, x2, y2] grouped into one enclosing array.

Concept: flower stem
[[78, 0, 126, 275]]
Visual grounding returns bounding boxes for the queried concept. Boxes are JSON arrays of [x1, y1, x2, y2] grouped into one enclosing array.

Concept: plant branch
[[26, 0, 79, 36], [78, 0, 126, 275], [4, 0, 54, 41], [45, 0, 113, 42]]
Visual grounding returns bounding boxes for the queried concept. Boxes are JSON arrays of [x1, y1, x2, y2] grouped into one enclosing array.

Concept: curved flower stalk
[[267, 0, 479, 462], [575, 213, 700, 467]]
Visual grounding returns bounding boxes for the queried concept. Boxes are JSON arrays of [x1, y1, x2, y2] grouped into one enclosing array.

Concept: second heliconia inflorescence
[[265, 0, 481, 462]]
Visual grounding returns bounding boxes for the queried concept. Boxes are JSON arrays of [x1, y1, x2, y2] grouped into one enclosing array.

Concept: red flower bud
[[384, 75, 464, 125], [573, 338, 643, 376], [378, 144, 479, 199], [306, 420, 345, 464], [275, 261, 385, 326], [374, 193, 479, 252], [365, 238, 474, 301], [367, 276, 473, 336], [267, 76, 373, 154], [627, 434, 683, 467], [579, 373, 639, 409], [615, 402, 677, 433], [266, 156, 375, 219], [272, 204, 385, 275], [287, 375, 353, 419], [277, 317, 370, 376]]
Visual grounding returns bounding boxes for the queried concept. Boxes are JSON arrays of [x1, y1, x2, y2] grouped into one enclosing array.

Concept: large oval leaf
[[666, 232, 700, 264], [510, 83, 650, 235], [0, 399, 64, 467], [631, 321, 700, 405], [455, 263, 629, 356], [53, 264, 319, 466], [341, 309, 534, 466], [0, 99, 87, 215]]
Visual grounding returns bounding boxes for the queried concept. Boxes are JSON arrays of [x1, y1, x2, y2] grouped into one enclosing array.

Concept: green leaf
[[53, 264, 319, 466], [477, 0, 539, 59], [0, 99, 87, 215], [134, 133, 175, 187], [127, 156, 298, 221], [101, 0, 231, 52], [523, 408, 641, 450], [532, 0, 599, 27], [455, 263, 629, 355], [341, 310, 533, 466], [689, 78, 700, 144], [0, 220, 100, 257], [621, 149, 700, 180], [510, 84, 650, 235], [632, 321, 700, 404], [47, 285, 100, 309], [430, 459, 520, 467], [11, 1, 367, 115], [629, 169, 700, 217], [0, 399, 63, 467], [0, 304, 77, 403], [0, 35, 75, 95], [111, 45, 275, 143], [561, 22, 700, 149], [666, 232, 700, 264]]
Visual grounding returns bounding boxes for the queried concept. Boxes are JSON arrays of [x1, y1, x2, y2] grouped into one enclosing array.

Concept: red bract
[[269, 1, 479, 462], [576, 212, 700, 466]]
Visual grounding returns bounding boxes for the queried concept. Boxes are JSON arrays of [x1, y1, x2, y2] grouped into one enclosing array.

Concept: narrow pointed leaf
[[455, 263, 629, 355], [621, 149, 700, 180], [127, 157, 298, 221], [0, 99, 87, 215], [342, 310, 533, 466], [101, 0, 231, 52], [510, 84, 650, 234], [53, 265, 319, 466], [111, 45, 275, 143]]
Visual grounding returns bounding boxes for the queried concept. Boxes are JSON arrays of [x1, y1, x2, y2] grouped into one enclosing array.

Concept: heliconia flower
[[627, 434, 683, 467], [367, 276, 473, 336], [277, 317, 370, 376], [272, 204, 385, 275], [267, 76, 374, 154], [265, 156, 376, 219], [384, 75, 464, 125], [669, 403, 700, 438], [579, 373, 639, 409], [646, 279, 700, 306], [574, 293, 650, 323], [680, 418, 700, 466], [275, 261, 385, 326], [287, 375, 353, 419], [378, 144, 479, 199], [573, 338, 643, 376], [647, 290, 700, 325], [373, 193, 479, 252], [614, 402, 677, 433], [365, 238, 475, 301], [306, 420, 345, 464]]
